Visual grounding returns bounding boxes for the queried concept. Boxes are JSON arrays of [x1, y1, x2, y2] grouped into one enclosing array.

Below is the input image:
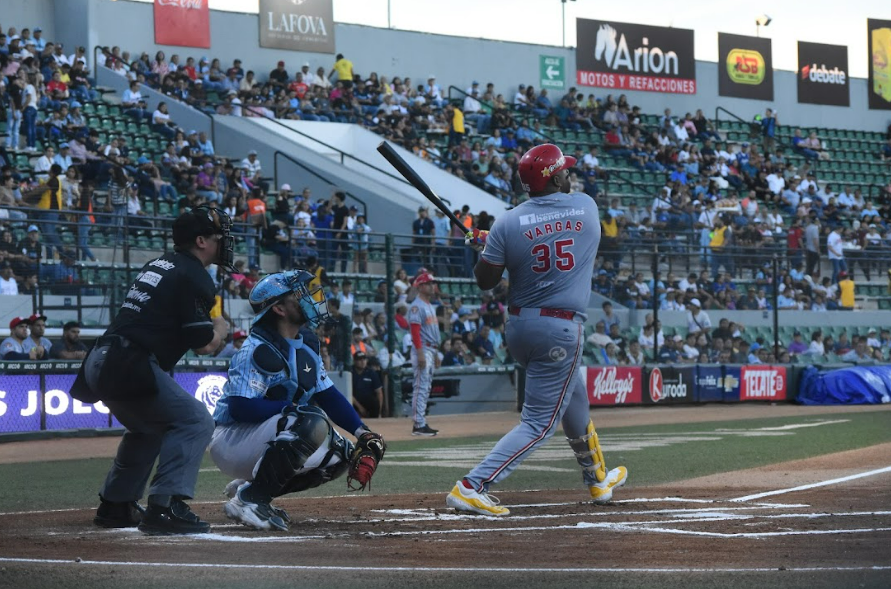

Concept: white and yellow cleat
[[589, 466, 628, 504], [446, 481, 510, 516]]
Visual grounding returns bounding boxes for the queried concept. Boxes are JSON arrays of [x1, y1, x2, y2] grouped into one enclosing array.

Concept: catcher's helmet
[[518, 144, 577, 194], [413, 272, 437, 287], [249, 269, 330, 328]]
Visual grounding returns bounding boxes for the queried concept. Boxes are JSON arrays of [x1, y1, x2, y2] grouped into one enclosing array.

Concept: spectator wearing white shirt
[[53, 143, 73, 172], [766, 171, 785, 195], [241, 150, 262, 179], [686, 299, 711, 337], [0, 262, 18, 295], [826, 228, 846, 282], [151, 102, 176, 139], [513, 84, 529, 109], [806, 331, 825, 356], [797, 173, 817, 194], [52, 43, 71, 67], [34, 147, 55, 178]]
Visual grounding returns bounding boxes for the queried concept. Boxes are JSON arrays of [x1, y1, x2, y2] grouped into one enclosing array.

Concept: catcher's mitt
[[347, 431, 386, 492]]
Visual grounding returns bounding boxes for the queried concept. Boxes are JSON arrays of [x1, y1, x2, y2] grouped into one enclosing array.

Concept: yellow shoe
[[590, 466, 628, 504], [446, 482, 510, 516]]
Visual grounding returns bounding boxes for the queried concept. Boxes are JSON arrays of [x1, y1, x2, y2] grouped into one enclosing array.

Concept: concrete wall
[[2, 0, 57, 41]]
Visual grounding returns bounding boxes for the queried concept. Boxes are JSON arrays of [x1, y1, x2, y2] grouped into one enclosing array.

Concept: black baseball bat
[[376, 141, 466, 232]]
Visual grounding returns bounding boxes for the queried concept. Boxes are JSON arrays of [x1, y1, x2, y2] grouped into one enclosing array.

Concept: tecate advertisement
[[153, 0, 210, 49], [740, 366, 787, 401], [576, 19, 696, 94], [585, 366, 642, 405], [797, 41, 850, 106]]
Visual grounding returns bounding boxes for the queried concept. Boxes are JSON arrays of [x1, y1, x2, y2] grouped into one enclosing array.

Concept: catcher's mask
[[172, 205, 235, 273], [249, 269, 331, 329]]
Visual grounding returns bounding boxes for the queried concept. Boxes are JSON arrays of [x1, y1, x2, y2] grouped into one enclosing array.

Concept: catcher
[[209, 270, 385, 531]]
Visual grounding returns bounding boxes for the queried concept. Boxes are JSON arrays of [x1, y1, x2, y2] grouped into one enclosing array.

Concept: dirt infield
[[0, 405, 889, 588]]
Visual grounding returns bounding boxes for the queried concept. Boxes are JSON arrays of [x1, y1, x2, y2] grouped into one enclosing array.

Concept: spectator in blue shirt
[[196, 131, 214, 156], [500, 130, 518, 151], [669, 164, 688, 185], [472, 325, 495, 364], [760, 108, 779, 151]]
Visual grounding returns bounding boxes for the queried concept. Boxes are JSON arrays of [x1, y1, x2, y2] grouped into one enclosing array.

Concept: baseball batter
[[209, 270, 385, 531], [409, 272, 441, 436], [450, 144, 627, 516]]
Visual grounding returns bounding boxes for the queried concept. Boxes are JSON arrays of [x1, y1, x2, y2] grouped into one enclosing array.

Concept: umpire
[[72, 206, 235, 535], [351, 352, 384, 418]]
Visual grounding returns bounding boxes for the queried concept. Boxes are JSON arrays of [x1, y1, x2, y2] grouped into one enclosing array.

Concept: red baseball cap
[[413, 272, 436, 286], [28, 313, 48, 323], [9, 316, 31, 330], [233, 330, 247, 340]]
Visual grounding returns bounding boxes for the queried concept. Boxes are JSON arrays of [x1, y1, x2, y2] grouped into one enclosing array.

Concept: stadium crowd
[[0, 22, 889, 368]]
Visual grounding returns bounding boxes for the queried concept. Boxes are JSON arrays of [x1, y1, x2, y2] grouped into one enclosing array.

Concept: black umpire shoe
[[93, 496, 145, 528], [412, 424, 439, 436], [137, 495, 210, 536]]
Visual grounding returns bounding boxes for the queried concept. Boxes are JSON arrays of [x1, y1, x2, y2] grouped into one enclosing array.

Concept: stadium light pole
[[755, 14, 771, 38], [562, 0, 576, 47]]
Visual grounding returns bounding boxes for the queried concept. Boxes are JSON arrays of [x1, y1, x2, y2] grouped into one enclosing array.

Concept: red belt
[[508, 306, 576, 321]]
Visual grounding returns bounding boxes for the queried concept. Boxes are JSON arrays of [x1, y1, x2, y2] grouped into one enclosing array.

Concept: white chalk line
[[732, 466, 891, 502], [0, 556, 888, 574]]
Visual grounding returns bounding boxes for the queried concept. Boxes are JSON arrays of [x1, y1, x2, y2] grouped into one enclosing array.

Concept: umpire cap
[[172, 207, 226, 249]]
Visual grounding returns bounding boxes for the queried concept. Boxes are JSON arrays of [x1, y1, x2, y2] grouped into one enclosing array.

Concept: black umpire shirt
[[106, 251, 216, 371]]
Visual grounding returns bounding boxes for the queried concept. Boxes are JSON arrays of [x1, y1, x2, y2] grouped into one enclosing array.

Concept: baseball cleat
[[93, 497, 145, 528], [589, 466, 628, 504], [224, 478, 290, 523], [412, 424, 438, 436], [138, 498, 210, 535], [446, 481, 510, 516], [224, 482, 289, 532]]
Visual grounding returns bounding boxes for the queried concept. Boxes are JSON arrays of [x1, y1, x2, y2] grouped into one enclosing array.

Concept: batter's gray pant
[[465, 312, 591, 492], [411, 347, 435, 428], [84, 344, 215, 502]]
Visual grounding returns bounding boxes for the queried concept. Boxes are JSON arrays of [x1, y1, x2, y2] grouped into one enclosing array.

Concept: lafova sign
[[798, 41, 849, 106], [576, 19, 696, 94], [154, 0, 210, 49], [259, 0, 335, 54]]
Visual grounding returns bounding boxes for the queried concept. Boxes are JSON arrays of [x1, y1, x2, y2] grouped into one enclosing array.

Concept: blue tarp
[[798, 365, 891, 405]]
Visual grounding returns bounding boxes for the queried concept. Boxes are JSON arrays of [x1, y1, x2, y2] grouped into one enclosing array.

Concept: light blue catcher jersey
[[213, 327, 334, 425], [481, 191, 600, 315]]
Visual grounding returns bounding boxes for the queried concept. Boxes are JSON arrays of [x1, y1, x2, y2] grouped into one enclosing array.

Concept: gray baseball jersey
[[409, 299, 440, 346], [482, 192, 600, 314]]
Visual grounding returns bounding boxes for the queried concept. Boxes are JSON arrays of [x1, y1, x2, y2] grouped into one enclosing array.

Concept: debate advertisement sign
[[868, 19, 891, 110], [259, 0, 336, 54], [718, 33, 774, 101], [576, 19, 696, 94], [153, 0, 210, 49], [798, 41, 849, 106]]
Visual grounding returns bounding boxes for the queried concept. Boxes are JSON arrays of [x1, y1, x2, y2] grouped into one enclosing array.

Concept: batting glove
[[465, 229, 489, 253]]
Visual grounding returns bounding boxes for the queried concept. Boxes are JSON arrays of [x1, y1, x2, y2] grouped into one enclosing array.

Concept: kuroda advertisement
[[868, 19, 891, 110], [576, 19, 696, 94], [797, 41, 850, 107], [718, 33, 774, 101], [153, 0, 211, 49]]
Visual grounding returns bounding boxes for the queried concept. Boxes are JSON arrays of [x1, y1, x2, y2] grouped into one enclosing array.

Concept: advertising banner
[[153, 0, 211, 49], [643, 366, 694, 404], [585, 366, 642, 405], [868, 19, 891, 110], [44, 375, 110, 431], [718, 33, 773, 101], [740, 365, 787, 401], [0, 376, 41, 433], [259, 0, 336, 54], [695, 365, 725, 403], [797, 41, 849, 106], [576, 19, 696, 94], [722, 365, 742, 402]]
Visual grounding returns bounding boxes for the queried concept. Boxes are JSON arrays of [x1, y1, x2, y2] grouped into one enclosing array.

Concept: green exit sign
[[540, 55, 565, 90]]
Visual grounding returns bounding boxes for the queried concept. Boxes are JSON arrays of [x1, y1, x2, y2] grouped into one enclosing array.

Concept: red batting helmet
[[413, 272, 436, 287], [518, 144, 577, 194]]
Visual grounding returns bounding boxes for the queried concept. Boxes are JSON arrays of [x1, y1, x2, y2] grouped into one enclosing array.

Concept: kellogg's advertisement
[[584, 366, 642, 405]]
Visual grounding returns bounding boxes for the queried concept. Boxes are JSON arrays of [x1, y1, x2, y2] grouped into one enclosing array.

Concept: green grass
[[2, 411, 889, 512]]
